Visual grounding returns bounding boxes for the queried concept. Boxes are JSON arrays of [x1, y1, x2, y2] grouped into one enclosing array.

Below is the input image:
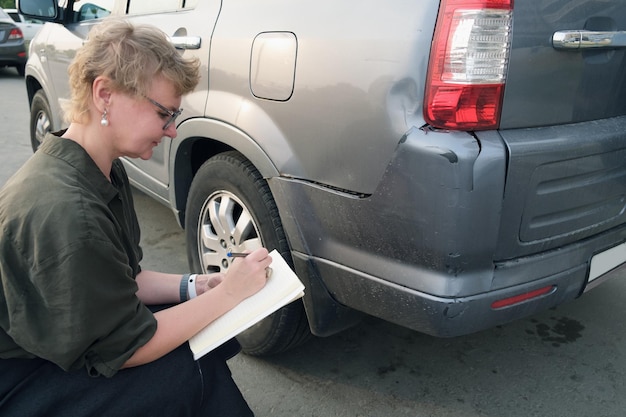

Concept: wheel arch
[[170, 118, 362, 344], [169, 118, 281, 227], [24, 75, 43, 106], [25, 74, 65, 134]]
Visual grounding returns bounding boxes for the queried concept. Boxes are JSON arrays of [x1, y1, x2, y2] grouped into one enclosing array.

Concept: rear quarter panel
[[208, 0, 440, 194]]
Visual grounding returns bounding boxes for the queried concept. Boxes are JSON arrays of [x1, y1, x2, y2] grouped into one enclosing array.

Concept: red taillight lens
[[424, 0, 513, 130], [8, 28, 24, 40]]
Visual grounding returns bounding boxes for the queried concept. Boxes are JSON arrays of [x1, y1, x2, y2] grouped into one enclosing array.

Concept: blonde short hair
[[65, 17, 200, 124]]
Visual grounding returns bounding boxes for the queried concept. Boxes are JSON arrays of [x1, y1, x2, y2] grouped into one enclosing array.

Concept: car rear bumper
[[271, 119, 626, 337], [294, 224, 626, 337], [0, 43, 27, 66]]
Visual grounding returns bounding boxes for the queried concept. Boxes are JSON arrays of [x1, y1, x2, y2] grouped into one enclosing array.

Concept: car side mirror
[[18, 0, 58, 20]]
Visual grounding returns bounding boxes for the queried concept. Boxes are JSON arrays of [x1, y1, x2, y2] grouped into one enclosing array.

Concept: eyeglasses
[[144, 96, 183, 130]]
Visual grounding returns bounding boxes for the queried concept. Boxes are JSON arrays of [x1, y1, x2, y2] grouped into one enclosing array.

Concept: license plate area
[[588, 242, 626, 283]]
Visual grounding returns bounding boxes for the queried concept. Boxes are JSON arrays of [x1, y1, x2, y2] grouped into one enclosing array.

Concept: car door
[[20, 17, 44, 41], [112, 0, 220, 203]]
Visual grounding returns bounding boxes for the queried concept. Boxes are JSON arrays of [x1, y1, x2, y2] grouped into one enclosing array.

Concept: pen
[[227, 251, 248, 258], [227, 250, 273, 278]]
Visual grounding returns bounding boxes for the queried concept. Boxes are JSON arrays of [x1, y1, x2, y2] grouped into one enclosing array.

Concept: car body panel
[[208, 1, 439, 193]]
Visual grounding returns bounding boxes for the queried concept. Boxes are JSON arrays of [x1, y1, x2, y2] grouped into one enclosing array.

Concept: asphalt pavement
[[1, 68, 626, 417]]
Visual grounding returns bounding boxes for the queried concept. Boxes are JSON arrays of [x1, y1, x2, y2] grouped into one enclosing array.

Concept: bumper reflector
[[491, 285, 555, 309]]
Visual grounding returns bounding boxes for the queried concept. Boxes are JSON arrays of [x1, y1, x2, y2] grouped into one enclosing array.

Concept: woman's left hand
[[194, 272, 224, 296]]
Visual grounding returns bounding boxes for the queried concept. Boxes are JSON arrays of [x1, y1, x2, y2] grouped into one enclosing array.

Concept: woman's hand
[[193, 248, 271, 299], [127, 248, 272, 368], [219, 248, 272, 303], [193, 272, 225, 296]]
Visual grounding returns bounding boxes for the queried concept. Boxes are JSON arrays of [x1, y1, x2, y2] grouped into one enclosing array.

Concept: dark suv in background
[[19, 0, 626, 355], [0, 8, 26, 75]]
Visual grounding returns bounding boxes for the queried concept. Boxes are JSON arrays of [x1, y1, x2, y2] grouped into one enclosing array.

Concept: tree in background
[[0, 0, 17, 10]]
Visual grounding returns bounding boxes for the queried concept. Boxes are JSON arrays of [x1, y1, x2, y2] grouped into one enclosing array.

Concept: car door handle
[[552, 30, 626, 50], [169, 36, 201, 50]]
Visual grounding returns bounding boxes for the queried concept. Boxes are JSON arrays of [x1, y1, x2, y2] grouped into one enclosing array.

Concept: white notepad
[[189, 249, 305, 360]]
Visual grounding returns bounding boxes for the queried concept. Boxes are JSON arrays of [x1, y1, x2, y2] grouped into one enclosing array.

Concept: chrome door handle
[[169, 36, 201, 50], [553, 30, 626, 50]]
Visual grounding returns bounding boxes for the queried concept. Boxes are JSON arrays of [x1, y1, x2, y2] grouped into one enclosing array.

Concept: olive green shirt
[[0, 134, 157, 377]]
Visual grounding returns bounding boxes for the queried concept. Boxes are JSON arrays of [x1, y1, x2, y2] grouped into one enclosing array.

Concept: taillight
[[8, 28, 24, 41], [424, 0, 513, 130]]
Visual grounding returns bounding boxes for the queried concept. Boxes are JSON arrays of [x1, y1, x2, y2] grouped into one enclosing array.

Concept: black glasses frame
[[144, 96, 183, 130]]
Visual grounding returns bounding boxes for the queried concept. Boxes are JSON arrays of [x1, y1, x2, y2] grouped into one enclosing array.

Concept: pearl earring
[[100, 109, 109, 127]]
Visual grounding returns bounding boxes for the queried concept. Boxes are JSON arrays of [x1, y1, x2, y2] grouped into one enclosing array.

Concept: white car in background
[[3, 8, 42, 49]]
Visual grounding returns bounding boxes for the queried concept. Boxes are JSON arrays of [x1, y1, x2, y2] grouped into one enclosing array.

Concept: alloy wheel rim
[[34, 109, 50, 146], [197, 190, 262, 273]]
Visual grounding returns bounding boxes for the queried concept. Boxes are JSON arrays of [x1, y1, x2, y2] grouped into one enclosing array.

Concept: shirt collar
[[40, 132, 119, 203]]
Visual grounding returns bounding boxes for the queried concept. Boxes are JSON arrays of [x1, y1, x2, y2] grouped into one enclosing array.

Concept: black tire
[[16, 63, 25, 76], [185, 151, 311, 356], [29, 90, 53, 152]]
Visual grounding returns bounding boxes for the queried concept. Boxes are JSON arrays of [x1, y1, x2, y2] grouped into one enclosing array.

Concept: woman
[[0, 18, 270, 416]]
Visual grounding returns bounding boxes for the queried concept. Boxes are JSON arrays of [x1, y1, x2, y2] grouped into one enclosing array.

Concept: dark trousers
[[0, 339, 253, 417]]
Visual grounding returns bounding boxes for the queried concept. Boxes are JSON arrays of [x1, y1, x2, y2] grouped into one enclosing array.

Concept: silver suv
[[20, 0, 626, 355]]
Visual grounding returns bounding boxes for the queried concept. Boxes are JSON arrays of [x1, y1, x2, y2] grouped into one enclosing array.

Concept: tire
[[185, 151, 311, 356], [16, 63, 25, 76], [29, 90, 53, 152]]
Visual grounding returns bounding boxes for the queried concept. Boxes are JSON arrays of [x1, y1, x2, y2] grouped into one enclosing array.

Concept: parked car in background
[[19, 0, 626, 356], [3, 8, 43, 51], [0, 8, 25, 76]]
